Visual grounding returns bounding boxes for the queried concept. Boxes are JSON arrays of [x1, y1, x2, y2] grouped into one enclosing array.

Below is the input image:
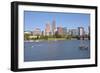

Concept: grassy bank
[[47, 38, 66, 40]]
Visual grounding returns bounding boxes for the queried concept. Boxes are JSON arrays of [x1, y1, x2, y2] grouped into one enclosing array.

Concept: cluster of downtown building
[[24, 19, 90, 40]]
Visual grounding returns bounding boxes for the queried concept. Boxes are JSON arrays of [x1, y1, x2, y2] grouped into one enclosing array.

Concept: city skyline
[[24, 11, 90, 32]]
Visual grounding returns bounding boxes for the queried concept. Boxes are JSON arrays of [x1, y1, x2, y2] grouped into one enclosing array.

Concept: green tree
[[24, 33, 30, 40]]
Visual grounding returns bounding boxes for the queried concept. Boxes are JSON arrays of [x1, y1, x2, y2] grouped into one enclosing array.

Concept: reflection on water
[[24, 40, 90, 62]]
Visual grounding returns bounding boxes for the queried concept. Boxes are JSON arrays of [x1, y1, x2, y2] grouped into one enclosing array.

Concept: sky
[[24, 11, 90, 32]]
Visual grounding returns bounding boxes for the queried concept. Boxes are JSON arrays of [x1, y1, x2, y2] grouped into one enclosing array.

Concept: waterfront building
[[52, 19, 56, 35], [78, 27, 85, 37], [57, 26, 63, 35], [42, 31, 45, 36], [45, 22, 51, 36], [71, 29, 78, 36], [62, 27, 67, 35], [24, 31, 32, 35], [67, 29, 72, 35], [33, 28, 41, 36]]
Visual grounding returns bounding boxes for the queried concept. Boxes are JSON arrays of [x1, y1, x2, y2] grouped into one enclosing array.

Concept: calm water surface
[[24, 40, 90, 62]]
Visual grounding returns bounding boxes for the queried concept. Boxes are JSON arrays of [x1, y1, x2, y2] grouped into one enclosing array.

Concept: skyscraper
[[45, 22, 51, 36], [71, 29, 78, 36], [42, 30, 45, 36], [62, 27, 67, 35], [52, 19, 56, 35], [67, 29, 72, 35], [78, 27, 85, 37], [57, 26, 63, 35]]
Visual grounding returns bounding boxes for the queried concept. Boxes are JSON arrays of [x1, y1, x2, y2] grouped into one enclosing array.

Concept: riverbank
[[47, 38, 66, 40], [24, 38, 83, 42]]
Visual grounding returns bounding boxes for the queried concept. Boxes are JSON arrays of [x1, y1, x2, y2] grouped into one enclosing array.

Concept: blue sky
[[24, 11, 90, 32]]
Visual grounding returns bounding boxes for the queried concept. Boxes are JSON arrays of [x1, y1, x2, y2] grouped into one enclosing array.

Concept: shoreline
[[24, 39, 89, 42]]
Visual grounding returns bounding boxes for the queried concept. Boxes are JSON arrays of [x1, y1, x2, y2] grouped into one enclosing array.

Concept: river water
[[24, 40, 90, 62]]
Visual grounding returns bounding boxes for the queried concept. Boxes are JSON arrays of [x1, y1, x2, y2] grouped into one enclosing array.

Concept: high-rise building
[[71, 29, 78, 36], [78, 27, 85, 37], [45, 22, 51, 36], [33, 28, 41, 36], [57, 26, 63, 35], [42, 31, 45, 36], [67, 29, 72, 35], [52, 19, 56, 35], [62, 27, 67, 35]]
